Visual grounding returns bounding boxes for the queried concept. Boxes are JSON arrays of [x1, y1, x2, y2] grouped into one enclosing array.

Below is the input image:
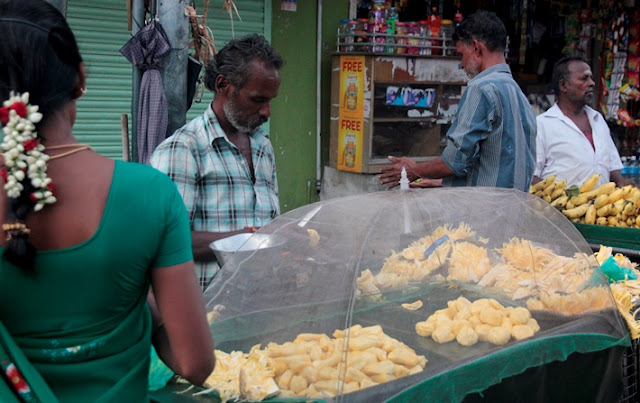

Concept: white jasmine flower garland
[[0, 92, 55, 212]]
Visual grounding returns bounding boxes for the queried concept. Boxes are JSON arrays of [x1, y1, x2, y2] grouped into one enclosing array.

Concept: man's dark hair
[[204, 34, 284, 93], [551, 55, 589, 93], [452, 10, 507, 53]]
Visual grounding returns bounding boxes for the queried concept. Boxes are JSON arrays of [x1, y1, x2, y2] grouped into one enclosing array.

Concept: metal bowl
[[209, 233, 287, 267]]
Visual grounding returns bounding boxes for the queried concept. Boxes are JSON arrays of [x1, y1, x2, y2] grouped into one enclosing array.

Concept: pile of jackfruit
[[415, 296, 540, 347], [530, 173, 640, 228], [192, 324, 427, 402]]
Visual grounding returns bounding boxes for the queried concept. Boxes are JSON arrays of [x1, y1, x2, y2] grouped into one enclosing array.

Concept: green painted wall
[[320, 0, 349, 174], [269, 3, 320, 213]]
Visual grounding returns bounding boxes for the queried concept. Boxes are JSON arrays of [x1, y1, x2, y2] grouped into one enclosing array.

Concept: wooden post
[[121, 113, 130, 161]]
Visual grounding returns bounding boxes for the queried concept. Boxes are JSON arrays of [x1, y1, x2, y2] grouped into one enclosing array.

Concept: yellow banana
[[593, 194, 609, 209], [610, 204, 623, 216], [621, 185, 635, 198], [543, 194, 552, 203], [618, 221, 629, 228], [594, 182, 617, 196], [562, 204, 590, 219], [627, 217, 636, 227], [578, 188, 599, 200], [565, 201, 576, 210], [550, 195, 569, 210], [533, 175, 556, 192], [542, 182, 557, 196], [609, 188, 625, 203], [623, 201, 635, 216], [550, 188, 566, 200], [636, 215, 640, 227], [630, 188, 640, 204], [579, 173, 600, 193], [585, 204, 596, 224], [545, 180, 566, 197], [608, 188, 626, 204], [569, 194, 589, 206], [531, 175, 556, 193], [596, 204, 611, 217], [596, 217, 608, 226], [608, 217, 619, 226]]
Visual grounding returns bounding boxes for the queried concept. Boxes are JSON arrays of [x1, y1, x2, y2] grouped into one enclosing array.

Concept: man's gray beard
[[223, 100, 265, 133]]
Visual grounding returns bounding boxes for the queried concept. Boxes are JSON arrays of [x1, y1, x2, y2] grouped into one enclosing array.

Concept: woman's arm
[[150, 261, 215, 386]]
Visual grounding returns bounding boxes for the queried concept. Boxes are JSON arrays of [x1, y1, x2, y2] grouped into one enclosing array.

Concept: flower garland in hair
[[0, 92, 55, 212]]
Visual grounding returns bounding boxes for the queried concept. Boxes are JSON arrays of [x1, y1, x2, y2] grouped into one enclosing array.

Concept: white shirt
[[535, 103, 623, 187]]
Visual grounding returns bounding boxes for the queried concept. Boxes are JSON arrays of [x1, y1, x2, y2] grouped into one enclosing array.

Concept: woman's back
[[0, 1, 214, 399], [0, 161, 193, 401]]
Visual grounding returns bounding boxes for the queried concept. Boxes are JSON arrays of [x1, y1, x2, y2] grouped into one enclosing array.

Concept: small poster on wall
[[337, 55, 365, 173], [337, 117, 363, 173], [281, 0, 297, 12]]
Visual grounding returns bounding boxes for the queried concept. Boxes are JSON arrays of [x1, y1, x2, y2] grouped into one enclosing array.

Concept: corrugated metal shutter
[[187, 0, 271, 122], [65, 0, 270, 158], [66, 0, 131, 159]]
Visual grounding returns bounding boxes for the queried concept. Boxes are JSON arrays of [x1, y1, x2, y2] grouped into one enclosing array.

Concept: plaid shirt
[[150, 104, 280, 289]]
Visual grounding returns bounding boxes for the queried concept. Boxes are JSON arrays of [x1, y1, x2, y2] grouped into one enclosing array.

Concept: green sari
[[0, 322, 58, 402], [0, 162, 193, 401]]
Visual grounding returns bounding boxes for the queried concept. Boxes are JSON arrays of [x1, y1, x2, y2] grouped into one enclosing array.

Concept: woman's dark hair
[[551, 55, 589, 94], [452, 10, 507, 53], [204, 34, 284, 92], [0, 0, 83, 273]]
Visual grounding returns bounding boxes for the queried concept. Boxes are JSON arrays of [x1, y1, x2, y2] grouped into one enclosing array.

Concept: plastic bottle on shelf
[[406, 22, 420, 55], [385, 0, 399, 53], [395, 22, 407, 54], [418, 20, 431, 55], [338, 19, 353, 52], [385, 19, 396, 53], [386, 0, 399, 30], [441, 20, 455, 56], [345, 20, 358, 52], [373, 22, 387, 53], [454, 2, 463, 26], [368, 0, 386, 25], [355, 19, 369, 52], [428, 7, 442, 55]]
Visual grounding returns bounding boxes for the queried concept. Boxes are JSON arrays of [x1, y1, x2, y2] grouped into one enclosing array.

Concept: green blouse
[[0, 161, 193, 402]]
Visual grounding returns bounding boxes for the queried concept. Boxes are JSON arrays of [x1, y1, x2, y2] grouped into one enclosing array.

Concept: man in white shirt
[[533, 56, 636, 187]]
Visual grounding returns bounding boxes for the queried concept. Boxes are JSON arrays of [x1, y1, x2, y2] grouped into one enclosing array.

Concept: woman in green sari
[[0, 1, 215, 401]]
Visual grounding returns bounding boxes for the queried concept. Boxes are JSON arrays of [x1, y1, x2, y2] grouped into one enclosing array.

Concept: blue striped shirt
[[441, 64, 536, 192], [150, 104, 279, 289]]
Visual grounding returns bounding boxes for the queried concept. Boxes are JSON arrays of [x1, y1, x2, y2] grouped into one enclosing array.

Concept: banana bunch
[[530, 173, 640, 228]]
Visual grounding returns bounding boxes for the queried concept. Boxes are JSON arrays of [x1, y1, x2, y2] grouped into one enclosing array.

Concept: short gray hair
[[204, 34, 284, 92]]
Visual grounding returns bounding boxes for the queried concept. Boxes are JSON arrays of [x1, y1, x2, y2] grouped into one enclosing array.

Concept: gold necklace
[[47, 144, 93, 160]]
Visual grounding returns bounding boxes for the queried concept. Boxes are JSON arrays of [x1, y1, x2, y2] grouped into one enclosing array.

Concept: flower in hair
[[0, 92, 55, 212]]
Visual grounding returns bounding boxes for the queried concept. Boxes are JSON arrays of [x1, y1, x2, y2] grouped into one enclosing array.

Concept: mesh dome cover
[[201, 187, 629, 402]]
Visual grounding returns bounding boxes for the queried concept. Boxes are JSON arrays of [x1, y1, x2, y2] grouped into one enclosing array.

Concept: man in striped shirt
[[151, 35, 284, 290], [379, 10, 536, 192]]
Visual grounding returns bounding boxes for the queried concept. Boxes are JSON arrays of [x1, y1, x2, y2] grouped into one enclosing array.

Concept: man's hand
[[379, 156, 420, 189], [410, 178, 443, 188], [610, 170, 637, 188], [616, 177, 638, 187]]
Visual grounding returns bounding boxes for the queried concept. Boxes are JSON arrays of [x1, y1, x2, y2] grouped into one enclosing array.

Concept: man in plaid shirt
[[151, 34, 284, 290]]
